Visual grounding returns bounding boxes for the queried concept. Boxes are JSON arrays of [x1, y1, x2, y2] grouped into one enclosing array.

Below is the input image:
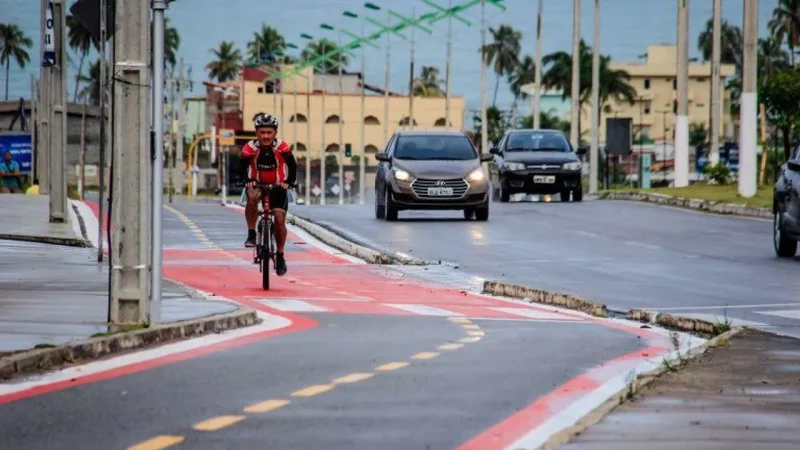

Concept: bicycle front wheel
[[261, 219, 271, 290]]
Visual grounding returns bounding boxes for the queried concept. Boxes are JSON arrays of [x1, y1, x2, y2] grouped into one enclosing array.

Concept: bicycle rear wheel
[[261, 219, 271, 290]]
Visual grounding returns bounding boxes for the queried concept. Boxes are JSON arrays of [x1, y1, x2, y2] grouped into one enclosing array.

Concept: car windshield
[[505, 131, 572, 152], [393, 135, 477, 160]]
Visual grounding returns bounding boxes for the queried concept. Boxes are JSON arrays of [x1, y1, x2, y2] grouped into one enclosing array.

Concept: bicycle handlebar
[[236, 180, 297, 190]]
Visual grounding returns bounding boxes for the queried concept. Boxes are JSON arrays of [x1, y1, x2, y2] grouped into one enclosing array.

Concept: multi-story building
[[523, 44, 737, 144]]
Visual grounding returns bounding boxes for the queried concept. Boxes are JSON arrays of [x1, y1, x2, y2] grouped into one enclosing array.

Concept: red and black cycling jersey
[[239, 138, 297, 185]]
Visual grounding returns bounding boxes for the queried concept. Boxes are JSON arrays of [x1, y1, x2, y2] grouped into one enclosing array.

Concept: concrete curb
[[482, 280, 609, 318], [596, 190, 772, 219], [0, 308, 260, 381], [287, 212, 428, 265], [627, 308, 722, 336], [536, 327, 744, 450], [0, 233, 89, 247]]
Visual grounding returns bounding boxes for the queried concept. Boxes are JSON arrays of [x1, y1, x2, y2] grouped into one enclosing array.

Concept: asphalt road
[[0, 198, 652, 449], [292, 198, 800, 337]]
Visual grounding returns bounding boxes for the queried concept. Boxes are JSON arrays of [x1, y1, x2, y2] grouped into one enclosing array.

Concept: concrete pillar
[[739, 0, 758, 197], [49, 0, 68, 222], [674, 0, 690, 188]]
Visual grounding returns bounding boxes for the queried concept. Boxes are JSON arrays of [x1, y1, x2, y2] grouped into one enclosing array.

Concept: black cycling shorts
[[249, 185, 289, 211]]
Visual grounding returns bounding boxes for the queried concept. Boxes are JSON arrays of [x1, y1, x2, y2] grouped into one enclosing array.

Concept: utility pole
[[359, 21, 367, 204], [384, 11, 391, 145], [305, 73, 312, 205], [39, 0, 51, 196], [111, 0, 152, 326], [293, 72, 299, 193], [590, 0, 600, 194], [480, 0, 488, 154], [49, 0, 68, 223], [570, 0, 580, 149], [337, 33, 345, 205], [675, 0, 690, 188], [445, 0, 453, 130], [533, 0, 543, 129], [177, 58, 189, 197], [80, 102, 87, 199], [30, 75, 37, 180], [710, 0, 721, 166], [167, 74, 175, 203], [408, 7, 416, 131], [320, 72, 326, 205], [97, 0, 108, 262], [739, 0, 758, 197]]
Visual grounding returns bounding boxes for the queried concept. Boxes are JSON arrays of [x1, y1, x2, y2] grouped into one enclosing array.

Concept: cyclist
[[240, 112, 297, 276]]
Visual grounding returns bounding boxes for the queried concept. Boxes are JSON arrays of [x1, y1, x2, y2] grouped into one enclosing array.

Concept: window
[[673, 79, 677, 90], [290, 114, 308, 123], [257, 87, 264, 94], [434, 118, 448, 127], [394, 135, 477, 160], [644, 105, 651, 115], [326, 115, 341, 124], [365, 115, 380, 125], [399, 117, 418, 126], [505, 130, 572, 153], [644, 79, 651, 90]]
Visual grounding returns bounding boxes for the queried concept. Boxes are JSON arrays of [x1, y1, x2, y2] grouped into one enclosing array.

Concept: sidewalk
[[558, 328, 800, 450], [0, 194, 239, 354]]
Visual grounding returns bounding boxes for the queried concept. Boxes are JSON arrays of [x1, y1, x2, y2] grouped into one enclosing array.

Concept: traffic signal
[[345, 143, 352, 158]]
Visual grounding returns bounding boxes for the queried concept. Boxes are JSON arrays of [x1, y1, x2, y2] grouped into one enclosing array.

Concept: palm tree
[[508, 55, 536, 115], [482, 25, 522, 106], [301, 39, 349, 74], [207, 41, 242, 82], [413, 66, 443, 97], [165, 18, 180, 71], [67, 14, 99, 103], [78, 59, 101, 105], [247, 24, 286, 64], [520, 110, 570, 133], [769, 0, 800, 65], [0, 24, 33, 101], [697, 19, 743, 70], [759, 36, 791, 79], [472, 105, 508, 149]]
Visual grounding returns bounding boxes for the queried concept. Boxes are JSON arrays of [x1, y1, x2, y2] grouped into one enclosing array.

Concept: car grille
[[411, 178, 469, 199], [526, 164, 562, 171]]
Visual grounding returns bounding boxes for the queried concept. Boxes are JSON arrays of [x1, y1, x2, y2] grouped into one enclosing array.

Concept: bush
[[703, 162, 732, 184]]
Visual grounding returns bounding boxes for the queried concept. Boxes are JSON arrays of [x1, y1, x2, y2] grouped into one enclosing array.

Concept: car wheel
[[385, 189, 398, 221], [560, 190, 571, 202], [375, 189, 386, 219], [499, 181, 511, 203], [475, 202, 489, 221], [573, 186, 583, 202], [463, 208, 475, 220], [774, 209, 797, 258]]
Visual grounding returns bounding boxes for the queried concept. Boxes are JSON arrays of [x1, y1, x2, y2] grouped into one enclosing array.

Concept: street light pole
[[337, 32, 344, 205], [408, 7, 416, 130], [384, 11, 391, 145], [445, 0, 453, 130], [151, 0, 167, 324], [675, 0, 690, 188], [305, 71, 312, 205], [480, 0, 488, 153], [320, 70, 327, 206], [739, 0, 758, 197], [359, 21, 367, 204], [533, 0, 543, 129], [590, 0, 600, 194], [570, 0, 580, 149], [710, 0, 721, 166]]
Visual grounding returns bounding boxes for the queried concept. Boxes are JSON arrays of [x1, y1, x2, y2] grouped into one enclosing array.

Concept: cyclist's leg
[[269, 186, 289, 275], [244, 186, 261, 247]]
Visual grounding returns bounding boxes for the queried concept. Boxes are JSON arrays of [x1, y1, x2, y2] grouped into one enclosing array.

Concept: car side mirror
[[577, 145, 589, 156], [375, 152, 390, 162], [489, 147, 500, 155], [787, 160, 800, 171], [480, 153, 494, 162]]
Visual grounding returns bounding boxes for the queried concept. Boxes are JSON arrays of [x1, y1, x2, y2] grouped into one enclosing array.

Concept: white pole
[[151, 0, 167, 324], [739, 0, 758, 197], [50, 0, 68, 223], [97, 0, 107, 261], [674, 0, 690, 188], [710, 0, 721, 166], [570, 0, 581, 149], [409, 7, 416, 131], [445, 0, 452, 130], [321, 72, 326, 205], [338, 33, 344, 205], [480, 0, 488, 153], [384, 12, 391, 146], [293, 72, 299, 195], [305, 73, 312, 205], [590, 0, 600, 194], [210, 124, 216, 195], [359, 21, 367, 204], [534, 0, 543, 129]]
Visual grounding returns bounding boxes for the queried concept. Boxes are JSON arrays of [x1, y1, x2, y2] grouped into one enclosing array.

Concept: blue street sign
[[641, 153, 652, 189], [0, 133, 33, 174], [42, 1, 56, 67]]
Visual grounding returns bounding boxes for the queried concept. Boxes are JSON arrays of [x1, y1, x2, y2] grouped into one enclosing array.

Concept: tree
[[697, 19, 743, 70], [247, 24, 285, 64], [759, 36, 791, 79], [165, 18, 180, 71], [472, 105, 509, 150], [689, 122, 707, 146], [67, 14, 99, 103], [0, 24, 33, 101], [78, 59, 101, 106], [482, 25, 522, 106], [508, 55, 536, 114], [207, 41, 242, 82], [519, 110, 570, 133], [413, 66, 443, 97], [769, 0, 800, 65], [301, 39, 349, 74], [761, 69, 800, 160]]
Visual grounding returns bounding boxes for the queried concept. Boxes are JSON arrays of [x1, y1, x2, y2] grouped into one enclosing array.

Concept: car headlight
[[563, 162, 582, 171], [503, 162, 526, 171], [467, 169, 485, 182], [393, 168, 412, 181]]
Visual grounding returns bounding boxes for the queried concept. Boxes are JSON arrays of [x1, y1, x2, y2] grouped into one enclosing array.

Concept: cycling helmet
[[254, 113, 279, 129]]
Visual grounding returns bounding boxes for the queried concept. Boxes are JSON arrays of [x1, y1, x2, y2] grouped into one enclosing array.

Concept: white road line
[[574, 230, 600, 238], [0, 311, 291, 396], [648, 302, 800, 311], [489, 307, 583, 321], [259, 299, 328, 312], [385, 304, 464, 317], [249, 296, 370, 303], [755, 309, 800, 320], [70, 199, 102, 248], [625, 241, 660, 250]]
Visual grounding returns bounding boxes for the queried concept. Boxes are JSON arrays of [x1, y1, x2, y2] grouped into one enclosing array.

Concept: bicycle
[[242, 181, 294, 290]]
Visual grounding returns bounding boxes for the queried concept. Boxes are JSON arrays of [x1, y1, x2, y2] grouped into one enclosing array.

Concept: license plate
[[427, 187, 454, 196], [533, 175, 556, 184]]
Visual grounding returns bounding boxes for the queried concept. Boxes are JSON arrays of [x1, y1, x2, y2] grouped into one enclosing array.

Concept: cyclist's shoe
[[244, 230, 257, 248], [276, 252, 288, 276]]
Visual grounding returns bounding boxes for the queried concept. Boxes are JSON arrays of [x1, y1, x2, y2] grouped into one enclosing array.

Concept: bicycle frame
[[253, 184, 277, 269]]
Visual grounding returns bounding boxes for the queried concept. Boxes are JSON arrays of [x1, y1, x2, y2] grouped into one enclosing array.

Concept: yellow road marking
[[292, 384, 335, 397], [375, 362, 410, 371], [467, 331, 485, 337], [244, 399, 290, 413], [192, 415, 245, 431], [462, 324, 480, 330], [332, 373, 374, 384], [449, 318, 472, 324], [128, 435, 185, 450], [460, 337, 482, 343], [438, 343, 464, 350], [411, 352, 439, 360]]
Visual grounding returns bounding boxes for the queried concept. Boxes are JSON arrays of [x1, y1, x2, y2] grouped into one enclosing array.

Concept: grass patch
[[612, 183, 773, 209], [90, 323, 149, 338], [34, 343, 56, 349]]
